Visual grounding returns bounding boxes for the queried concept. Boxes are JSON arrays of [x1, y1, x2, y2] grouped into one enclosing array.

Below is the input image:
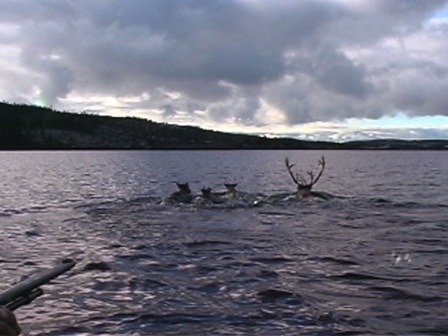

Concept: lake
[[1, 150, 448, 335]]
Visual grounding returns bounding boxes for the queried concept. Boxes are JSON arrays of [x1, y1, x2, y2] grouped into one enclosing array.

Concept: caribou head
[[285, 156, 326, 198], [201, 187, 212, 198], [224, 183, 237, 192], [176, 182, 191, 194], [224, 183, 238, 198]]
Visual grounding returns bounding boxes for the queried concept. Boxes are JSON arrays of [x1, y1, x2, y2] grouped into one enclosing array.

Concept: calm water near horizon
[[1, 150, 448, 335]]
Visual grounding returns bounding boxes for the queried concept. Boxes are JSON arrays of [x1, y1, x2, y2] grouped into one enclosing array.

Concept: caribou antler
[[285, 157, 300, 186], [285, 156, 326, 191]]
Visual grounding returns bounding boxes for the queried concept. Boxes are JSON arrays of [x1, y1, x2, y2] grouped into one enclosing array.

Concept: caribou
[[163, 182, 194, 204], [285, 156, 331, 200], [195, 187, 226, 205], [163, 156, 332, 205]]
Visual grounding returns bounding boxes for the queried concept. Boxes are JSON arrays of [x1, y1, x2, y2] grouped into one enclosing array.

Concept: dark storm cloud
[[72, 0, 286, 92], [8, 0, 336, 107], [1, 0, 448, 131]]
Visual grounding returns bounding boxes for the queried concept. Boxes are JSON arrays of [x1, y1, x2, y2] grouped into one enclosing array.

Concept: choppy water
[[1, 150, 448, 335]]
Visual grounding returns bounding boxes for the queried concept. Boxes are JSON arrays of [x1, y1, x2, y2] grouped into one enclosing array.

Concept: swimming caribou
[[285, 156, 331, 200], [163, 156, 332, 205]]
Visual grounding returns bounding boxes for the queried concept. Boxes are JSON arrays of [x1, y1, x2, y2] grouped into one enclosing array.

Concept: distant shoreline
[[1, 102, 447, 150]]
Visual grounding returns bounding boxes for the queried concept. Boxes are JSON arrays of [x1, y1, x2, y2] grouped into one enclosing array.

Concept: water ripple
[[2, 151, 448, 335]]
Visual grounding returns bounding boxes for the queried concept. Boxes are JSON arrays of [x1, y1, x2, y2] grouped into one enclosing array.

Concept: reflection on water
[[1, 150, 448, 335]]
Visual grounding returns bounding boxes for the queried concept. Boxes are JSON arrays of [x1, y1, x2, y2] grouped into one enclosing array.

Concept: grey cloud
[[312, 48, 372, 98], [324, 0, 448, 44], [391, 72, 448, 116], [0, 0, 76, 22], [294, 46, 373, 99], [208, 94, 261, 125], [373, 0, 447, 20], [160, 104, 177, 117], [39, 59, 73, 103], [262, 75, 315, 124], [74, 1, 288, 88], [6, 0, 343, 96], [2, 0, 448, 136]]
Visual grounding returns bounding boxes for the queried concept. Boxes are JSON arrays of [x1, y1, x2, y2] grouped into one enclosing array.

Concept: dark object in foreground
[[0, 259, 76, 311]]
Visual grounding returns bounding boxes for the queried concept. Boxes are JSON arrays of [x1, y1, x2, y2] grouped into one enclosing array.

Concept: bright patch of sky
[[433, 5, 448, 18], [350, 113, 448, 128]]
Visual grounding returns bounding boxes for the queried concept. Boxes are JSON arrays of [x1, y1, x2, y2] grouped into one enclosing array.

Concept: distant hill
[[0, 102, 447, 150]]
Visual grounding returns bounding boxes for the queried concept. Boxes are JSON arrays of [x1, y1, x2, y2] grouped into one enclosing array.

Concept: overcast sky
[[1, 0, 448, 141]]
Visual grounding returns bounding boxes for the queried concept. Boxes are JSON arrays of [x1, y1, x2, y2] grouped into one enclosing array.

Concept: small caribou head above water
[[224, 183, 238, 197], [176, 182, 191, 194], [285, 156, 326, 198], [201, 187, 212, 198]]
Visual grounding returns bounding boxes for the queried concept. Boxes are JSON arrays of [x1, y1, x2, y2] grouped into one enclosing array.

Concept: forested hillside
[[1, 102, 447, 150], [0, 102, 335, 149]]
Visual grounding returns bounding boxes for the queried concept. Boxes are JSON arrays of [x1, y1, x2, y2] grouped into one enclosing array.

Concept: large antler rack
[[285, 156, 326, 191]]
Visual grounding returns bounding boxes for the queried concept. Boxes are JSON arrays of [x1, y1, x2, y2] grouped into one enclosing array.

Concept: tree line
[[1, 102, 446, 150]]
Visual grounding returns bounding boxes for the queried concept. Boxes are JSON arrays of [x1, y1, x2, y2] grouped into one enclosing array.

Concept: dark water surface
[[1, 150, 448, 335]]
